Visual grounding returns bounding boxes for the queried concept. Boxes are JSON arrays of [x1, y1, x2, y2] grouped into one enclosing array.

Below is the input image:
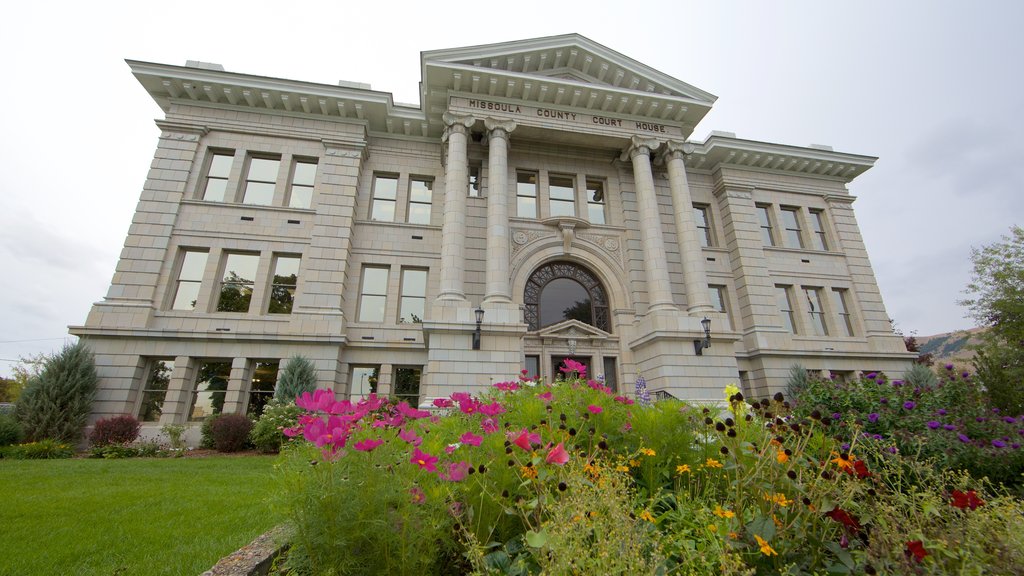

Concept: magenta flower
[[296, 389, 336, 413], [458, 398, 481, 415], [509, 428, 540, 451], [614, 395, 635, 405], [560, 358, 587, 378], [545, 442, 570, 465], [396, 402, 431, 420], [478, 402, 506, 416], [409, 486, 425, 504], [537, 391, 553, 403], [354, 438, 384, 452], [410, 448, 438, 472], [459, 432, 483, 446], [493, 381, 521, 392], [439, 460, 470, 482], [398, 427, 423, 447], [481, 418, 499, 434], [432, 398, 454, 408], [587, 405, 603, 414]]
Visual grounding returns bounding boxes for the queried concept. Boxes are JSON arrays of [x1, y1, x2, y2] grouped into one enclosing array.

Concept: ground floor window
[[602, 357, 618, 392], [524, 261, 610, 332], [138, 359, 174, 422], [246, 361, 279, 417], [394, 367, 421, 405], [189, 361, 231, 421], [351, 366, 380, 398], [524, 356, 540, 381]]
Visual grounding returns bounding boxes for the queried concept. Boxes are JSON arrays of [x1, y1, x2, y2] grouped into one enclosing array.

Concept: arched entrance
[[523, 261, 610, 332]]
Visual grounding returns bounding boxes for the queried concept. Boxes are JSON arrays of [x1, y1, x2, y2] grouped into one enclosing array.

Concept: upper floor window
[[268, 255, 300, 314], [370, 175, 398, 222], [217, 253, 260, 312], [203, 152, 234, 202], [757, 204, 776, 247], [288, 160, 317, 209], [242, 157, 281, 206], [694, 204, 713, 247], [407, 178, 433, 225], [358, 266, 389, 322], [832, 288, 855, 336], [803, 287, 828, 336], [776, 285, 797, 334], [468, 164, 482, 197], [780, 207, 804, 249], [809, 209, 829, 251], [586, 179, 606, 224], [548, 175, 576, 218], [516, 172, 538, 218], [171, 250, 209, 311], [399, 268, 427, 324]]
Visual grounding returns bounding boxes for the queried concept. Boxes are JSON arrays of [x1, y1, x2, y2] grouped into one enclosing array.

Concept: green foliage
[[161, 423, 187, 450], [274, 356, 317, 402], [89, 415, 142, 446], [974, 345, 1024, 414], [1, 438, 74, 459], [785, 363, 810, 400], [200, 414, 219, 449], [0, 414, 25, 446], [15, 342, 97, 444], [250, 399, 302, 453], [210, 413, 253, 452], [88, 440, 165, 459]]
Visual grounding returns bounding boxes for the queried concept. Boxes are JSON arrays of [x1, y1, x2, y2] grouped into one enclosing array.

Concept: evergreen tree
[[16, 342, 97, 443], [274, 355, 318, 402]]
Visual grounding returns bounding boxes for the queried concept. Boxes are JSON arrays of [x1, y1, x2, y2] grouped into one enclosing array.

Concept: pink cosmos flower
[[396, 402, 431, 419], [458, 398, 481, 415], [439, 460, 470, 482], [478, 402, 506, 416], [410, 448, 438, 472], [560, 359, 587, 378], [450, 392, 473, 404], [538, 391, 553, 403], [587, 405, 603, 414], [432, 398, 454, 408], [409, 486, 425, 504], [296, 389, 336, 413], [353, 438, 384, 452], [509, 428, 541, 451], [459, 432, 483, 446], [358, 393, 387, 412], [545, 442, 570, 465], [587, 380, 612, 394], [614, 396, 635, 405], [398, 427, 423, 446], [493, 381, 520, 392], [481, 418, 499, 434]]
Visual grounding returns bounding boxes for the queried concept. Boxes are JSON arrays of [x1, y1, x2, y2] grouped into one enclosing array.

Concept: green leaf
[[525, 529, 548, 548], [746, 516, 776, 541]]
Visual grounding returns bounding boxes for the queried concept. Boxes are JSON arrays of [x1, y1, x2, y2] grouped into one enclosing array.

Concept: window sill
[[181, 199, 316, 215]]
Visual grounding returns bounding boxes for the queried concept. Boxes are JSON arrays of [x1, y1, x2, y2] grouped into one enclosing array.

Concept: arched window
[[524, 262, 609, 332]]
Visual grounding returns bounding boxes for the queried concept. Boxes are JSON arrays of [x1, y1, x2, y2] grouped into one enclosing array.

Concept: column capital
[[442, 112, 476, 141], [661, 139, 696, 161], [620, 135, 663, 162], [484, 117, 517, 139]]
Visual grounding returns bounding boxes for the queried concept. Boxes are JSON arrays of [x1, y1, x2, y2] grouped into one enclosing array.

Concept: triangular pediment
[[534, 319, 610, 340]]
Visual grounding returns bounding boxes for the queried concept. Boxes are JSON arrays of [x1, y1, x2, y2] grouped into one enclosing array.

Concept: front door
[[551, 355, 591, 381]]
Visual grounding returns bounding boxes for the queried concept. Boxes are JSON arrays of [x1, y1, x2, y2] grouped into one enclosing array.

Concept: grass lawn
[[0, 455, 283, 576]]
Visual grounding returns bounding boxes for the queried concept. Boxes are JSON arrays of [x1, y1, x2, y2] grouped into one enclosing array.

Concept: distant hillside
[[914, 327, 987, 364]]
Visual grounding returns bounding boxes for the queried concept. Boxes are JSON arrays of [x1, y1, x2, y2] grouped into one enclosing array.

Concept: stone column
[[663, 140, 715, 314], [436, 112, 476, 302], [222, 357, 250, 415], [483, 118, 516, 304], [623, 136, 677, 313]]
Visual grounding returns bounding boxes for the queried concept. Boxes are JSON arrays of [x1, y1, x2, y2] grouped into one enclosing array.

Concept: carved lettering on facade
[[452, 97, 680, 137]]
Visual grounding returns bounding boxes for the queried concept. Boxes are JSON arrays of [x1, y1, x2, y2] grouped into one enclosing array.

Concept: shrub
[[0, 414, 24, 447], [210, 414, 253, 452], [161, 423, 186, 450], [89, 415, 141, 447], [786, 363, 811, 400], [250, 399, 303, 453], [1, 439, 74, 459], [199, 414, 220, 449], [274, 356, 317, 402], [16, 342, 97, 443]]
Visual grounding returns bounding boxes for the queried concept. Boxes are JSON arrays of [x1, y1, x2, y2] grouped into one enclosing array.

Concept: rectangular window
[[809, 209, 829, 251], [694, 204, 713, 247], [803, 287, 829, 336], [288, 160, 317, 209], [586, 179, 606, 224], [357, 267, 389, 322], [832, 288, 855, 336], [524, 356, 540, 381], [516, 172, 538, 217], [398, 268, 427, 323], [138, 359, 174, 422], [242, 157, 280, 206], [171, 250, 208, 311], [468, 164, 481, 197], [370, 175, 398, 221], [780, 207, 804, 248], [394, 367, 422, 405], [776, 285, 797, 334], [189, 361, 231, 421], [268, 255, 300, 314], [407, 178, 433, 225], [709, 285, 728, 314], [217, 253, 260, 312], [757, 204, 776, 247], [202, 152, 234, 202], [602, 357, 618, 393], [548, 175, 576, 218], [351, 366, 380, 398], [247, 361, 279, 417]]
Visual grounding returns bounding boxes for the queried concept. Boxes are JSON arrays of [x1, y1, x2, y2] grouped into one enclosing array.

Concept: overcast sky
[[1, 0, 1021, 376]]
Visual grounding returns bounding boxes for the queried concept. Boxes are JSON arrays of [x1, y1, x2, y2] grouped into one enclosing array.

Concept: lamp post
[[472, 306, 485, 350], [694, 316, 712, 355]]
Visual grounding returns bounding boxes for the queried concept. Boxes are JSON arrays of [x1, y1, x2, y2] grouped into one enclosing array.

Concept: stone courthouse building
[[71, 34, 913, 432]]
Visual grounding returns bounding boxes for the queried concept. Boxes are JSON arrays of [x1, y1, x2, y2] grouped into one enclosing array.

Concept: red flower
[[905, 540, 928, 563], [509, 428, 540, 451], [842, 459, 872, 479], [545, 442, 570, 465], [824, 507, 862, 532], [950, 489, 985, 510]]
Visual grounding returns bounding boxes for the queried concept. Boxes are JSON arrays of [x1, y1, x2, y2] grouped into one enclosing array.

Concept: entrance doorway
[[551, 355, 591, 381]]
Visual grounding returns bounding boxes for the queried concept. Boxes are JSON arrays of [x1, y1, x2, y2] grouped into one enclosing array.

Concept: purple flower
[[993, 408, 1001, 414], [993, 439, 1007, 448], [841, 443, 850, 452], [892, 380, 903, 387], [880, 398, 889, 404], [961, 372, 970, 379], [903, 401, 916, 410], [937, 409, 947, 416], [943, 424, 957, 431], [1004, 416, 1017, 424], [926, 421, 941, 430], [976, 417, 987, 423], [831, 412, 842, 420], [1013, 444, 1021, 449], [945, 363, 954, 370], [873, 434, 883, 441], [865, 372, 877, 380], [888, 446, 897, 454], [958, 434, 971, 444], [868, 413, 880, 423]]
